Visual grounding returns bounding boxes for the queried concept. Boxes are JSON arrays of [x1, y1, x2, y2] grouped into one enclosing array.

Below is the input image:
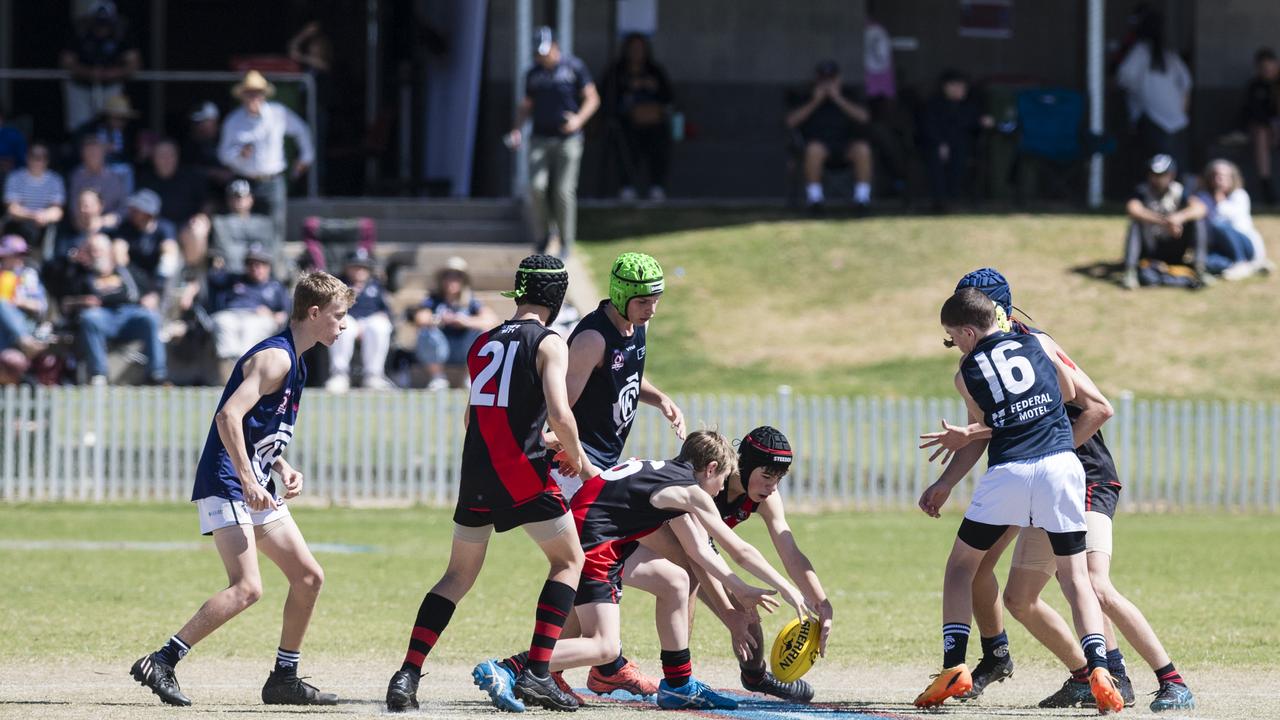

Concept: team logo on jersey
[[611, 350, 626, 371], [275, 389, 292, 415], [613, 372, 641, 429]]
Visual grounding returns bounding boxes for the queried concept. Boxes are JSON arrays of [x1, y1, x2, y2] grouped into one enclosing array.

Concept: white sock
[[806, 183, 824, 204], [854, 182, 871, 204]]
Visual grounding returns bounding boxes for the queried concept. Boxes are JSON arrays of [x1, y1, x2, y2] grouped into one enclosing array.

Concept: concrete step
[[287, 197, 523, 223]]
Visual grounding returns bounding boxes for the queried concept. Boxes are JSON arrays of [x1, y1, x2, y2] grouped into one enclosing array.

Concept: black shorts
[[803, 126, 870, 159], [1085, 481, 1121, 519], [575, 539, 639, 606], [452, 488, 568, 532]]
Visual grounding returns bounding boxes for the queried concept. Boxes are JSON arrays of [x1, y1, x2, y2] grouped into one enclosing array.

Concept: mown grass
[[2, 504, 1274, 671], [579, 210, 1280, 401]]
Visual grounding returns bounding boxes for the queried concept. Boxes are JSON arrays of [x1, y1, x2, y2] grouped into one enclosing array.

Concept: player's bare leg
[[550, 602, 622, 670], [254, 517, 336, 705], [915, 537, 982, 708], [963, 526, 1018, 699], [1052, 550, 1123, 713], [1005, 567, 1085, 669]]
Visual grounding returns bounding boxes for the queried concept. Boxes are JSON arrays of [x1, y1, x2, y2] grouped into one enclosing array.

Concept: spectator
[[137, 138, 210, 266], [3, 143, 66, 245], [287, 20, 333, 158], [0, 106, 27, 182], [1196, 159, 1274, 280], [326, 248, 393, 392], [217, 70, 315, 245], [184, 102, 233, 192], [61, 232, 166, 385], [605, 33, 673, 203], [193, 179, 276, 274], [110, 189, 179, 293], [918, 70, 994, 212], [76, 93, 148, 172], [506, 26, 599, 257], [1243, 48, 1280, 204], [1116, 11, 1192, 176], [1122, 154, 1208, 289], [54, 188, 107, 259], [58, 0, 141, 132], [786, 60, 874, 213], [206, 244, 287, 382], [0, 234, 48, 358], [413, 256, 495, 391], [69, 135, 126, 226]]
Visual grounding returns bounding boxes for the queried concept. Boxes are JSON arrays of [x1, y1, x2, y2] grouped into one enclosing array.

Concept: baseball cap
[[189, 101, 220, 123], [344, 247, 376, 269], [535, 26, 555, 56], [127, 189, 162, 216], [815, 59, 840, 78], [0, 234, 28, 257], [1148, 153, 1176, 175], [227, 179, 252, 198], [245, 243, 273, 264]]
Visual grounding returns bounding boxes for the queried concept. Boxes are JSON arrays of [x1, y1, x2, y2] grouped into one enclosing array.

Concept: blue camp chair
[[1011, 87, 1108, 203]]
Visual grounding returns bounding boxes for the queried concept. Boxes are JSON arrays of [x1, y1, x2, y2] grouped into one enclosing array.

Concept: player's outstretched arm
[[539, 333, 600, 479], [1034, 333, 1114, 448], [759, 494, 833, 655], [214, 348, 291, 511], [639, 377, 685, 440], [666, 513, 779, 614]]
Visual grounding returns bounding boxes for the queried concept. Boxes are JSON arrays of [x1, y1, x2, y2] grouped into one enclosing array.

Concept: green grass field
[[2, 504, 1275, 673], [579, 210, 1280, 401]]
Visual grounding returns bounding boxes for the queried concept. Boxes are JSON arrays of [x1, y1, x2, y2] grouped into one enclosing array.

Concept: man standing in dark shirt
[[506, 27, 599, 258], [786, 60, 874, 213], [59, 0, 142, 132], [62, 232, 166, 385]]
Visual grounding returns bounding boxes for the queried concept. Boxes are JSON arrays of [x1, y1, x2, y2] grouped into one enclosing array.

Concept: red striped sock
[[526, 581, 575, 676], [1155, 662, 1184, 686], [401, 592, 455, 674], [1070, 665, 1089, 684], [661, 648, 692, 688]]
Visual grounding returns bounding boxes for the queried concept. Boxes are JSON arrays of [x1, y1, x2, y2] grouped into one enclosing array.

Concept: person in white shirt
[[217, 70, 314, 248], [1116, 12, 1192, 176], [1195, 159, 1275, 280]]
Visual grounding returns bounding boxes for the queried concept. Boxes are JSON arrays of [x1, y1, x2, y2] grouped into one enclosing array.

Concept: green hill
[[580, 210, 1278, 401]]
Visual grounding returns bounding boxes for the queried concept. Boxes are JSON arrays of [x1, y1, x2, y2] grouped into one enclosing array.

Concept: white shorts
[[550, 466, 584, 503], [965, 450, 1086, 534], [196, 495, 290, 536]]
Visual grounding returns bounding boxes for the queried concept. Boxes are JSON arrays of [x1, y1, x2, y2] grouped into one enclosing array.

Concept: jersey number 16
[[973, 340, 1036, 403]]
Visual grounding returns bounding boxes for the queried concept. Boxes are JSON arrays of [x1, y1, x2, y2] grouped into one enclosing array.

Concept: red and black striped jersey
[[458, 319, 557, 511], [571, 459, 699, 550], [713, 489, 758, 528]]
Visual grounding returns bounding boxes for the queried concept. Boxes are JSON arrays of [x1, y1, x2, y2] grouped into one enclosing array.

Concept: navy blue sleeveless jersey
[[458, 319, 558, 511], [192, 329, 306, 501], [568, 300, 647, 468], [959, 330, 1073, 466], [714, 488, 758, 528]]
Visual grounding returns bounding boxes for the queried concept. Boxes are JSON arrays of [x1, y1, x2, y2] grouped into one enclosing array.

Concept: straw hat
[[102, 94, 139, 118], [232, 70, 276, 99]]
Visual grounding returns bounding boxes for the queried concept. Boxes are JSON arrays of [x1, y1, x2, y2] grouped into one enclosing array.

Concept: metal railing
[[1, 384, 1276, 512], [0, 68, 318, 197]]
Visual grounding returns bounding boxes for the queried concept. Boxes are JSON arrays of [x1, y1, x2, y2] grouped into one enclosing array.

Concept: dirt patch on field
[[1, 658, 1272, 720]]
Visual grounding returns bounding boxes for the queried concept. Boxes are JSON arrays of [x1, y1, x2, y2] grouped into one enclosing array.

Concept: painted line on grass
[[0, 539, 377, 554], [579, 688, 913, 719]]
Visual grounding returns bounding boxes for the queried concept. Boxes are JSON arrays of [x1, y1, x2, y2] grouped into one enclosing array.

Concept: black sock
[[275, 647, 300, 677], [1070, 665, 1089, 684], [526, 580, 575, 677], [154, 635, 190, 667], [1155, 662, 1185, 686], [942, 623, 970, 669], [660, 648, 692, 688], [979, 631, 1009, 664], [594, 652, 628, 677], [1081, 633, 1107, 672], [1106, 648, 1126, 677], [401, 592, 456, 676], [503, 651, 530, 676]]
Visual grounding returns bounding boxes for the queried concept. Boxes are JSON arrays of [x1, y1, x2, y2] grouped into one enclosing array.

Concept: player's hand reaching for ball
[[918, 479, 953, 518], [723, 608, 758, 662], [241, 480, 277, 512], [815, 598, 834, 657], [729, 579, 780, 615]]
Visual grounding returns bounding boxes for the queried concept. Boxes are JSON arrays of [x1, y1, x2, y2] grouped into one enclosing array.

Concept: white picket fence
[[1, 384, 1276, 511]]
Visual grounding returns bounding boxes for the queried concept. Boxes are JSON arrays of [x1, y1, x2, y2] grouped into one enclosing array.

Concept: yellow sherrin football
[[769, 617, 820, 683]]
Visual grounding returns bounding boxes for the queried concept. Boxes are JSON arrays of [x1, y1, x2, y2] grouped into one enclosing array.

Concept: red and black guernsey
[[571, 459, 699, 596], [713, 489, 759, 528], [458, 319, 558, 512]]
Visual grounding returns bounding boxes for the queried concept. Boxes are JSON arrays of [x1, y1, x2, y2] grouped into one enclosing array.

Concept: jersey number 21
[[470, 340, 519, 407]]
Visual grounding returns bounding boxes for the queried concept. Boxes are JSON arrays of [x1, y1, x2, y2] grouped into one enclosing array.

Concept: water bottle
[[670, 111, 685, 142]]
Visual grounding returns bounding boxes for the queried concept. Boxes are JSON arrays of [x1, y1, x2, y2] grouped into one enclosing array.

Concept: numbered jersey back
[[458, 319, 557, 509], [571, 459, 699, 550], [959, 330, 1073, 466]]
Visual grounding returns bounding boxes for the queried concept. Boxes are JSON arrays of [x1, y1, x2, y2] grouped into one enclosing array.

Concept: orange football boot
[[587, 660, 659, 697], [914, 664, 973, 708], [1089, 667, 1125, 714]]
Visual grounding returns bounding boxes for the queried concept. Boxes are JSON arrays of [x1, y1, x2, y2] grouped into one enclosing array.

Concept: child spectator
[[0, 234, 48, 358], [413, 256, 495, 391], [326, 248, 393, 392], [918, 70, 994, 212]]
